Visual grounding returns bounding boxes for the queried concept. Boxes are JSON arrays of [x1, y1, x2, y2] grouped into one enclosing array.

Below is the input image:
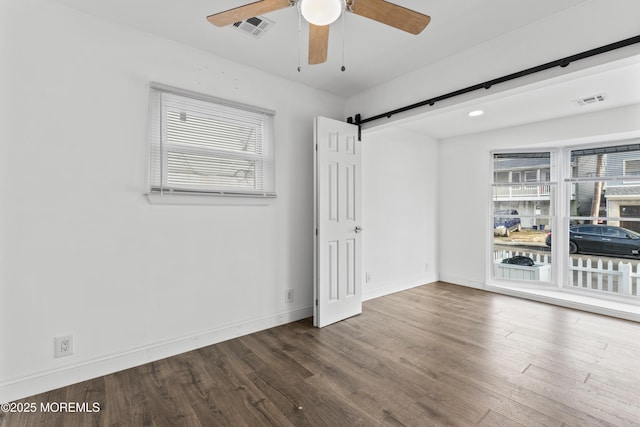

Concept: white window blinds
[[149, 84, 276, 197]]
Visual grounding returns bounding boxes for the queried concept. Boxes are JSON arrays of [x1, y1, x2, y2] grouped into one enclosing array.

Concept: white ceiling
[[51, 0, 592, 97], [393, 56, 640, 139], [50, 0, 640, 139]]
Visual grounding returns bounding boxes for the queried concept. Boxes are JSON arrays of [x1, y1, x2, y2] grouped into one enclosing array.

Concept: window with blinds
[[148, 84, 276, 197]]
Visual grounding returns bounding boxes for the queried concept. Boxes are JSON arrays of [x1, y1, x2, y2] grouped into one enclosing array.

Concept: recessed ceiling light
[[468, 110, 484, 117]]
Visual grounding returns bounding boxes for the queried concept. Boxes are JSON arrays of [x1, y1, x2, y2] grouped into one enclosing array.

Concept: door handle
[[354, 226, 363, 233]]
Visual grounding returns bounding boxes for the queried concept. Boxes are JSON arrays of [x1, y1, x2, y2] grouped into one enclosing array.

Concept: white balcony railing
[[493, 183, 577, 201], [493, 184, 551, 200]]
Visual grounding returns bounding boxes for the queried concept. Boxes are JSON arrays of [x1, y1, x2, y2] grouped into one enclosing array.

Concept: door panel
[[346, 237, 356, 296], [314, 116, 362, 328]]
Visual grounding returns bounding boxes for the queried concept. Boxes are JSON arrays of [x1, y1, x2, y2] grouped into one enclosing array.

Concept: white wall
[[0, 0, 346, 402], [361, 127, 439, 300], [438, 103, 640, 288], [7, 0, 638, 405]]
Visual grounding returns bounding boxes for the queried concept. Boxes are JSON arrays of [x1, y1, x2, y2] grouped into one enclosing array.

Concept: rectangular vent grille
[[574, 93, 606, 106], [233, 16, 274, 38]]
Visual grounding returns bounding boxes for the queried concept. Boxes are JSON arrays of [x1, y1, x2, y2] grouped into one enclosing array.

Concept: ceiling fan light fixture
[[300, 0, 345, 26]]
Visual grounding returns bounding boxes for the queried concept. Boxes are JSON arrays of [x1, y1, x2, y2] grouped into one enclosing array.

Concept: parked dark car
[[494, 209, 521, 237], [545, 224, 640, 257]]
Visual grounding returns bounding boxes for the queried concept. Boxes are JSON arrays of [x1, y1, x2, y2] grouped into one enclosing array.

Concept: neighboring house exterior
[[494, 150, 640, 232], [606, 186, 640, 231], [493, 157, 552, 229], [574, 151, 640, 232]]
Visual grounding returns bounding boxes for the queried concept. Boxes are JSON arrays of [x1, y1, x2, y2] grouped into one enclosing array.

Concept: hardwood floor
[[3, 282, 640, 426]]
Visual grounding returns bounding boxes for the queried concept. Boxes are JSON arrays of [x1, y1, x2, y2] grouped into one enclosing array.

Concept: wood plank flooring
[[3, 282, 640, 426]]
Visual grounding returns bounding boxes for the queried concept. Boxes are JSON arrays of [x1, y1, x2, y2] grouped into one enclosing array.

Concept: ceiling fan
[[207, 0, 431, 65]]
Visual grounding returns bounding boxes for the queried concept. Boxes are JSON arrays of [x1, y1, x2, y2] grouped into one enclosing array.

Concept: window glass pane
[[494, 171, 509, 183], [571, 180, 608, 219], [624, 159, 640, 176], [571, 143, 640, 179], [167, 110, 260, 155], [573, 225, 601, 235], [493, 152, 551, 183], [167, 152, 256, 190], [567, 142, 640, 298], [602, 226, 628, 238], [566, 221, 640, 297], [492, 152, 553, 284]]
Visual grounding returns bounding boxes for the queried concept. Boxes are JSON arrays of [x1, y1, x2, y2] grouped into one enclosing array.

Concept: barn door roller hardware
[[347, 34, 640, 140]]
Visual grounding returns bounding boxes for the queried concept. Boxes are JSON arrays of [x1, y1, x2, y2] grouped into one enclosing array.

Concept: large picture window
[[148, 84, 275, 197], [490, 141, 640, 302]]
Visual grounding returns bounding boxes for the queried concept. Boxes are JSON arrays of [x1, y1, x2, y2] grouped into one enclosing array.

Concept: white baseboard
[[439, 273, 485, 290], [363, 275, 437, 301], [0, 306, 313, 404]]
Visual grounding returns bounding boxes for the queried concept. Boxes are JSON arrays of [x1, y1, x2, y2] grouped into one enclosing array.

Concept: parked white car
[[494, 209, 521, 237]]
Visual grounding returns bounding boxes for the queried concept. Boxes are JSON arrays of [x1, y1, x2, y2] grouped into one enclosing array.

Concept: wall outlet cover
[[55, 334, 74, 358]]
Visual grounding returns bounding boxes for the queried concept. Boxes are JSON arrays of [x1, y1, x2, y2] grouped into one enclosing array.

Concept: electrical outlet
[[425, 263, 430, 272], [366, 272, 372, 283], [285, 289, 294, 303], [55, 334, 74, 358]]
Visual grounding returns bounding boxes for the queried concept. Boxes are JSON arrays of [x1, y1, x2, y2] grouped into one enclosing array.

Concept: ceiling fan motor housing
[[299, 0, 346, 26]]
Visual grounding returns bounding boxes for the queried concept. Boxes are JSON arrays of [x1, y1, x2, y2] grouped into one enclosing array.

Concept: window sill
[[145, 192, 275, 206], [485, 282, 640, 323]]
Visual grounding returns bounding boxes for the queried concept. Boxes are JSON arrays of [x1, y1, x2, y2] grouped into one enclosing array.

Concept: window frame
[[624, 158, 640, 176], [488, 139, 640, 304], [147, 83, 276, 200], [488, 150, 556, 287]]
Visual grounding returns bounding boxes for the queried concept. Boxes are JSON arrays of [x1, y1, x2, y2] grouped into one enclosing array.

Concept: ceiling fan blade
[[309, 24, 330, 64], [207, 0, 292, 27], [349, 0, 431, 35]]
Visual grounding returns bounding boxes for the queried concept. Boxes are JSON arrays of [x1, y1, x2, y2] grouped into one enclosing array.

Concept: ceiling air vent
[[233, 16, 274, 39], [573, 93, 607, 106]]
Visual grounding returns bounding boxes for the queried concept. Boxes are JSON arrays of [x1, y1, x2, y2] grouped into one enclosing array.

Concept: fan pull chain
[[340, 10, 346, 72], [297, 4, 302, 72]]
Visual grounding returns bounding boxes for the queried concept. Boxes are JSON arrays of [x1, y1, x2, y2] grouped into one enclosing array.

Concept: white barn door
[[313, 116, 362, 328]]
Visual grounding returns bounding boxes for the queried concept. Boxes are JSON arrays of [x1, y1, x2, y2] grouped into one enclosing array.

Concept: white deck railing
[[493, 184, 551, 200], [494, 249, 640, 297], [492, 183, 577, 201]]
